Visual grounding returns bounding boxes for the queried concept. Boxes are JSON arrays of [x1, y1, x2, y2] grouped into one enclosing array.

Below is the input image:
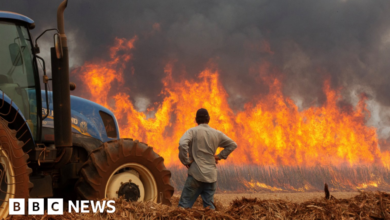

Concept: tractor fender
[[0, 91, 35, 151]]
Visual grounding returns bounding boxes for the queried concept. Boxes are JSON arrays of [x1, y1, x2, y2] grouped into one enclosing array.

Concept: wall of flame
[[73, 37, 390, 168]]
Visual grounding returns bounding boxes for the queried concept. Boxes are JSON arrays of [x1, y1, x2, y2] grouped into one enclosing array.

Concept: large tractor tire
[[76, 139, 174, 205], [0, 117, 33, 218]]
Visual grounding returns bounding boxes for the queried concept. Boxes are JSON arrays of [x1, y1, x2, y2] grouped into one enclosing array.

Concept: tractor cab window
[[0, 21, 38, 139], [99, 111, 118, 138]]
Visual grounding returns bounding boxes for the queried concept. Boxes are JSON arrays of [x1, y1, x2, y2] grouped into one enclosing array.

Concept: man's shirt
[[178, 124, 237, 183]]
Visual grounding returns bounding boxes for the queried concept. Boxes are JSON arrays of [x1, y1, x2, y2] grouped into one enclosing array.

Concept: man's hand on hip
[[214, 155, 221, 164], [185, 161, 193, 169]]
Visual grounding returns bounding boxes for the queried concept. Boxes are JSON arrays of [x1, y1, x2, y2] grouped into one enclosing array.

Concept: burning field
[[70, 37, 390, 193], [2, 0, 390, 218], [76, 37, 389, 169]]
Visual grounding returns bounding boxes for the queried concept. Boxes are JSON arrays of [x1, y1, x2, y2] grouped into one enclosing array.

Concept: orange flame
[[78, 37, 137, 106], [73, 37, 390, 168]]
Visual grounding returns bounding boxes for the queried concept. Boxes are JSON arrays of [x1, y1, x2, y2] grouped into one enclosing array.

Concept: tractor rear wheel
[[75, 139, 174, 205], [0, 117, 33, 218]]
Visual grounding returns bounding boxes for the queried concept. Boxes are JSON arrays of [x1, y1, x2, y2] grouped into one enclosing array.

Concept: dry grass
[[7, 190, 390, 219]]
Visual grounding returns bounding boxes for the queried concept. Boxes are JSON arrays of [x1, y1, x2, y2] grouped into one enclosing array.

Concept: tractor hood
[[40, 91, 120, 143]]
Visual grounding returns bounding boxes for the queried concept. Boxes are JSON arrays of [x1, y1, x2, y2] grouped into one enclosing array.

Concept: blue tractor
[[0, 1, 174, 217]]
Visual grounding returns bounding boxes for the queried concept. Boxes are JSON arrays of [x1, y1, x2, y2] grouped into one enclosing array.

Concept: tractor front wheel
[[75, 139, 174, 205], [0, 117, 33, 218]]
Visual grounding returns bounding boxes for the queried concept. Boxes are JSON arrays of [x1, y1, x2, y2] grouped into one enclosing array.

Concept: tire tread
[[75, 139, 174, 205]]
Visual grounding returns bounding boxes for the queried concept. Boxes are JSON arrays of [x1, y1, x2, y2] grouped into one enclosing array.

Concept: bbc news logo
[[9, 199, 116, 215]]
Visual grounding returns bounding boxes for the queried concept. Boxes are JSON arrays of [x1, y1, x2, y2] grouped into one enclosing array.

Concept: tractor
[[0, 0, 174, 217]]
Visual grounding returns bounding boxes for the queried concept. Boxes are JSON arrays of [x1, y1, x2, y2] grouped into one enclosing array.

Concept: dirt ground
[[174, 192, 360, 206]]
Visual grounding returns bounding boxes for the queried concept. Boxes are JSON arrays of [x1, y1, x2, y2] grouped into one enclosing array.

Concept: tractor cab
[[0, 12, 41, 140]]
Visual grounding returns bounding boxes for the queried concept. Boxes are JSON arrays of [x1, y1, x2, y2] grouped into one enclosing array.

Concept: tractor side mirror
[[54, 34, 63, 59], [9, 43, 23, 66]]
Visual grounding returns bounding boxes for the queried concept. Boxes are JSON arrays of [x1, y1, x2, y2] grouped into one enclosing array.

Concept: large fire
[[74, 37, 390, 170]]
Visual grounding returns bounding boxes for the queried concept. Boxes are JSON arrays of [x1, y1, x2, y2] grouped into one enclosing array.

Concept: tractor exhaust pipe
[[51, 0, 72, 147], [57, 0, 68, 47]]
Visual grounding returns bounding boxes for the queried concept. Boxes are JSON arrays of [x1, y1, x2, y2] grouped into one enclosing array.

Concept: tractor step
[[31, 145, 57, 163]]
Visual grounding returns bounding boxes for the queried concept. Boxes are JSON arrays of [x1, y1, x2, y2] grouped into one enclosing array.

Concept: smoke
[[3, 0, 390, 136]]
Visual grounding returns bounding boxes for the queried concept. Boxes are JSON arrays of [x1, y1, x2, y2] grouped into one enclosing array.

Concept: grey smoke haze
[[2, 0, 390, 137]]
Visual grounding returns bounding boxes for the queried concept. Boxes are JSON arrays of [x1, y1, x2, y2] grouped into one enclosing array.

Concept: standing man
[[178, 108, 237, 209]]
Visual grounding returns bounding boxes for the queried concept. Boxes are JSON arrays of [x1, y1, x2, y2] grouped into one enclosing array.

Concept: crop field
[[170, 165, 390, 193]]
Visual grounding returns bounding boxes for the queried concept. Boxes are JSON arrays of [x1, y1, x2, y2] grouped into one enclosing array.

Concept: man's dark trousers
[[178, 175, 216, 209]]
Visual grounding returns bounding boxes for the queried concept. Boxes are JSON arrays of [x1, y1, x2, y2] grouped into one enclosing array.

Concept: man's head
[[195, 108, 210, 125]]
